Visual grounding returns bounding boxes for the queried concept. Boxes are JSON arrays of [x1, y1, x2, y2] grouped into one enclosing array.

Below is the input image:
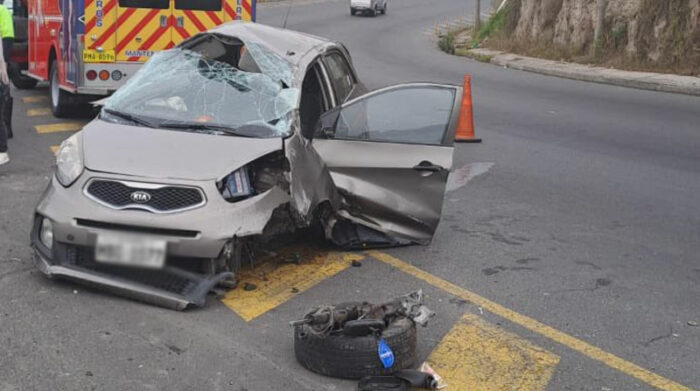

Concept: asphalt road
[[1, 0, 699, 390]]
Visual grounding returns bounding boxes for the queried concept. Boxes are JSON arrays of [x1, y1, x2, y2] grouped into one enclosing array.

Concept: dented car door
[[312, 83, 462, 244]]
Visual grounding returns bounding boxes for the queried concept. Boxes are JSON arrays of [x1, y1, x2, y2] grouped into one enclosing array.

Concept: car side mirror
[[309, 107, 341, 140]]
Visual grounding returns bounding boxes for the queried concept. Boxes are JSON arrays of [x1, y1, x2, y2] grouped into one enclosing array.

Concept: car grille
[[86, 179, 205, 213]]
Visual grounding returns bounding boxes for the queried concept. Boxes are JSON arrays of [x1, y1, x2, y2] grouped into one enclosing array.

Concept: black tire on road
[[351, 8, 356, 15], [381, 3, 387, 14], [9, 62, 38, 89], [294, 317, 417, 380], [50, 61, 73, 118]]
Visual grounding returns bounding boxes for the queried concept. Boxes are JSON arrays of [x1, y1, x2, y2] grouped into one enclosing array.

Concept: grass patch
[[455, 48, 494, 63], [438, 31, 456, 54]]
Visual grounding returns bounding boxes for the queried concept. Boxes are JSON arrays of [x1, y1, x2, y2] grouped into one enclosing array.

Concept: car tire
[[351, 8, 356, 15], [381, 3, 387, 14], [50, 61, 73, 118], [294, 317, 417, 379], [371, 6, 378, 16], [9, 62, 38, 89]]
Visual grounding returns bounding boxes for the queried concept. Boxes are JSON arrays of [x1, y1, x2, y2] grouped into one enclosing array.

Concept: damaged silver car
[[30, 22, 463, 310]]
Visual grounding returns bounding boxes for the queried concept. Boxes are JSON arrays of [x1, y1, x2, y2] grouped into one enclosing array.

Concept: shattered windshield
[[103, 36, 299, 138]]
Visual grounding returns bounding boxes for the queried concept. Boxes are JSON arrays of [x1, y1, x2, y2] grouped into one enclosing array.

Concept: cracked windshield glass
[[103, 35, 299, 138]]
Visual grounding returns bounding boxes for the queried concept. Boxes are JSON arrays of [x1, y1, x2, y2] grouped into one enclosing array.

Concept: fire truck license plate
[[83, 49, 116, 63]]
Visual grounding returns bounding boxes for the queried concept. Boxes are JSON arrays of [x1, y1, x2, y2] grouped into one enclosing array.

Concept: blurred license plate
[[95, 235, 166, 269], [83, 49, 115, 63]]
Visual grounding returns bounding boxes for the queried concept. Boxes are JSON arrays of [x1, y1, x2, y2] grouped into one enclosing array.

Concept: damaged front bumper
[[30, 171, 292, 310], [31, 243, 231, 310]]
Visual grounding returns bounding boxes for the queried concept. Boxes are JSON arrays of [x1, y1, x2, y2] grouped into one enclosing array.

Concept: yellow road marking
[[22, 96, 47, 103], [27, 108, 52, 117], [35, 122, 84, 134], [427, 313, 559, 390], [50, 145, 59, 155], [368, 251, 694, 391], [221, 249, 364, 322]]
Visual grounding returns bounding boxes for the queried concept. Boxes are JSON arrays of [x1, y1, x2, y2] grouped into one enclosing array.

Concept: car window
[[334, 86, 456, 145], [300, 63, 332, 136], [118, 0, 170, 9], [175, 0, 222, 11], [324, 52, 354, 104]]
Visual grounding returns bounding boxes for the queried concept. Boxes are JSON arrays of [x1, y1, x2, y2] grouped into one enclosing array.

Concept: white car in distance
[[350, 0, 387, 16]]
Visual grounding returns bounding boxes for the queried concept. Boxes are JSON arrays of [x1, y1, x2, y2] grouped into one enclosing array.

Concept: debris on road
[[688, 321, 698, 327], [357, 370, 440, 390], [418, 362, 447, 389], [292, 290, 434, 379]]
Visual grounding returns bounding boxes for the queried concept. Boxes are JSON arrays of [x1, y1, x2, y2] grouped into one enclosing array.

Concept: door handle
[[413, 161, 443, 172]]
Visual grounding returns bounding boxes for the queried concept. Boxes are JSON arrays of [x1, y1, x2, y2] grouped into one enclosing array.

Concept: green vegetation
[[438, 31, 456, 55], [475, 8, 506, 41]]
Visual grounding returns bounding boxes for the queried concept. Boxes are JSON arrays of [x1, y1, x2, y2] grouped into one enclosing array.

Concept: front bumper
[[30, 170, 292, 309], [31, 239, 231, 310]]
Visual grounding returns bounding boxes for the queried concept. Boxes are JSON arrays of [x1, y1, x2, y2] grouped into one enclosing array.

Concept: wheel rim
[[51, 67, 59, 108]]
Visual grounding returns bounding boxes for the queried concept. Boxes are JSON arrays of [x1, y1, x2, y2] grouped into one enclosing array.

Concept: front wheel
[[9, 62, 38, 89], [50, 62, 72, 118]]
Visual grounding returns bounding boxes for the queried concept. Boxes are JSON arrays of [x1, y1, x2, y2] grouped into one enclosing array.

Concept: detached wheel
[[50, 61, 72, 118], [294, 318, 417, 379], [9, 63, 38, 89]]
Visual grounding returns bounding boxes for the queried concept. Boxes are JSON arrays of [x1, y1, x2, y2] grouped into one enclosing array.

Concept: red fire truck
[[9, 0, 256, 116]]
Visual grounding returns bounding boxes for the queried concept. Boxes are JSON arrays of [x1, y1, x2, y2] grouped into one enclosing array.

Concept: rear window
[[118, 0, 169, 9], [175, 0, 222, 11]]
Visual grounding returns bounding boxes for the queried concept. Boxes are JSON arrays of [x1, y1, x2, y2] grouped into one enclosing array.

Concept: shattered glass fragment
[[104, 43, 299, 138]]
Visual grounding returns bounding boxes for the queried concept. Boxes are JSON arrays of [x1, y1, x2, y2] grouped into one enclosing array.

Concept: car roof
[[210, 21, 333, 66]]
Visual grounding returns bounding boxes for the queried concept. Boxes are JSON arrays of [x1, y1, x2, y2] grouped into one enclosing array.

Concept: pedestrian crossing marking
[[221, 247, 364, 322], [22, 96, 48, 103], [27, 108, 52, 117], [35, 122, 84, 134], [427, 313, 559, 391]]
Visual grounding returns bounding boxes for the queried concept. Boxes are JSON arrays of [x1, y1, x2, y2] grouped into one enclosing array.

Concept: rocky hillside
[[487, 0, 700, 75]]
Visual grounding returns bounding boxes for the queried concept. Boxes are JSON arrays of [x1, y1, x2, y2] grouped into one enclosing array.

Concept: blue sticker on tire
[[378, 338, 395, 369]]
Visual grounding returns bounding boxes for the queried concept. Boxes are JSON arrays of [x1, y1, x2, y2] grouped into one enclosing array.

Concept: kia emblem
[[130, 191, 152, 203]]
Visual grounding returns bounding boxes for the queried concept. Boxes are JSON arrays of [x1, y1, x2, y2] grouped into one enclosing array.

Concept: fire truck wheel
[[9, 63, 38, 90], [50, 62, 73, 118]]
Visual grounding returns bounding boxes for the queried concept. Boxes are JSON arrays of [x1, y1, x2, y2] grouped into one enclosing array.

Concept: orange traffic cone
[[455, 74, 482, 143]]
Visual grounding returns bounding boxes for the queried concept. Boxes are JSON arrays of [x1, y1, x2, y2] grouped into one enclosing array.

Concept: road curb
[[464, 48, 700, 97]]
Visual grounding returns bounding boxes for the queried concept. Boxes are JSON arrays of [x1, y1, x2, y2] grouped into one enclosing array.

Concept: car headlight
[[55, 134, 84, 187], [218, 167, 253, 202], [39, 217, 54, 250]]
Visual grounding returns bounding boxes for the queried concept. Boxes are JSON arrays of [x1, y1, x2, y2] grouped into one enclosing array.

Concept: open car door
[[311, 83, 462, 245]]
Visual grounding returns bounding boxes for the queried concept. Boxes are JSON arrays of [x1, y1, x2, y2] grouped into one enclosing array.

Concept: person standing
[[0, 0, 12, 165], [0, 0, 13, 61]]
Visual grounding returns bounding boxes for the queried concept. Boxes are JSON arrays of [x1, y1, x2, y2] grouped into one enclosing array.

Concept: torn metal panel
[[284, 131, 339, 222], [313, 139, 453, 244]]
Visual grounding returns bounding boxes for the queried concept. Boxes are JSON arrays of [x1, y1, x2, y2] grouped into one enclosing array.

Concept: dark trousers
[[0, 37, 13, 152]]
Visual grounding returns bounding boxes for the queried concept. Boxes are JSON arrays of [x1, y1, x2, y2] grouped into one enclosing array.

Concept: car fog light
[[40, 218, 54, 250]]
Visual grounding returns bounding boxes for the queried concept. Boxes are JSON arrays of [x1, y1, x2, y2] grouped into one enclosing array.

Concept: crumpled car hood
[[82, 120, 283, 181]]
